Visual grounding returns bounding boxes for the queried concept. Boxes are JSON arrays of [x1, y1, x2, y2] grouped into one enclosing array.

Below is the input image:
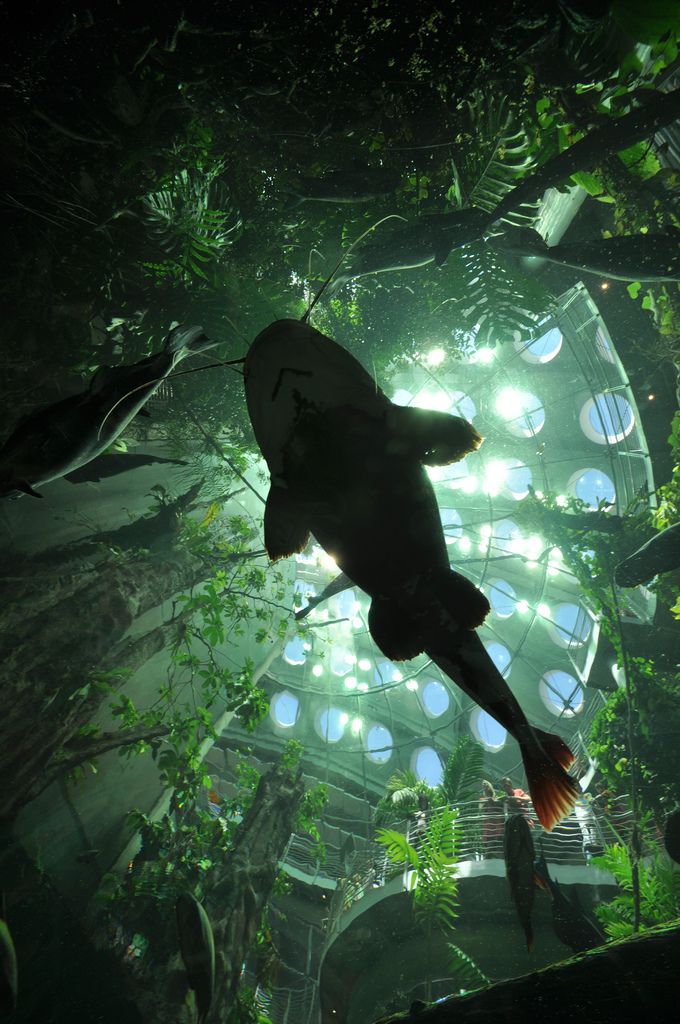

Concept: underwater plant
[[592, 843, 680, 940], [376, 806, 488, 998]]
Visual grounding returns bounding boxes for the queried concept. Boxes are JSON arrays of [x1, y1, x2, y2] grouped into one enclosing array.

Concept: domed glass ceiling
[[265, 282, 655, 792]]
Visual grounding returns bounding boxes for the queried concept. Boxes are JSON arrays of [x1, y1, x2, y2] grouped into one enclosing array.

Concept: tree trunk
[[490, 88, 680, 225], [120, 759, 306, 1024], [208, 761, 306, 1020], [0, 547, 206, 821], [371, 919, 680, 1023]]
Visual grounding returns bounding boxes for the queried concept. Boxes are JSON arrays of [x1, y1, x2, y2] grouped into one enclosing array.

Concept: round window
[[470, 709, 507, 751], [270, 690, 300, 729], [580, 393, 634, 445], [549, 603, 592, 649], [366, 724, 393, 764], [412, 747, 444, 786], [515, 326, 562, 364], [422, 680, 450, 718], [316, 708, 346, 743], [540, 670, 585, 717]]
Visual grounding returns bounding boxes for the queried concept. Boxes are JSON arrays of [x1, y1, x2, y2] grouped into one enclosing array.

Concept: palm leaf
[[421, 806, 459, 863], [441, 737, 486, 805], [450, 91, 539, 228], [141, 165, 242, 283], [446, 943, 489, 991], [414, 872, 460, 932], [441, 245, 554, 346], [375, 828, 420, 869]]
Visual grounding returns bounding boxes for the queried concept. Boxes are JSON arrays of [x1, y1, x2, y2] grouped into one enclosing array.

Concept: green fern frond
[[414, 879, 459, 931], [441, 245, 553, 346], [441, 737, 485, 805], [420, 807, 459, 863], [446, 943, 489, 991], [375, 828, 420, 869], [140, 165, 242, 284]]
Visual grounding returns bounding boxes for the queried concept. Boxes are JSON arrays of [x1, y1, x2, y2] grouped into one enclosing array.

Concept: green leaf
[[570, 170, 605, 196], [441, 737, 485, 804], [375, 828, 421, 869], [627, 281, 642, 300], [446, 943, 489, 990], [451, 91, 539, 227], [617, 142, 662, 181]]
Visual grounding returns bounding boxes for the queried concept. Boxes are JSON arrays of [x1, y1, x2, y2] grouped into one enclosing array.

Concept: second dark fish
[[504, 813, 537, 953]]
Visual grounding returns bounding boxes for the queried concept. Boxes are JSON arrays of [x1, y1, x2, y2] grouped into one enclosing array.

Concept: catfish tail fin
[[520, 729, 579, 832]]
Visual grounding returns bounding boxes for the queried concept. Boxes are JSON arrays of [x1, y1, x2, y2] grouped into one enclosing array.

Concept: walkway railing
[[269, 796, 634, 1023], [281, 795, 634, 891]]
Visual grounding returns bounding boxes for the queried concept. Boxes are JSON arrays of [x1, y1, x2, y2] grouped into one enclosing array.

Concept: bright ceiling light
[[344, 676, 357, 689], [425, 347, 446, 366], [495, 387, 526, 420], [458, 536, 472, 553], [516, 599, 529, 614], [357, 682, 369, 692], [405, 679, 419, 691], [474, 346, 495, 364], [482, 460, 507, 496], [351, 717, 363, 734], [413, 388, 450, 413], [339, 712, 349, 726], [311, 664, 324, 677], [537, 602, 551, 618], [358, 658, 371, 671], [525, 534, 544, 559]]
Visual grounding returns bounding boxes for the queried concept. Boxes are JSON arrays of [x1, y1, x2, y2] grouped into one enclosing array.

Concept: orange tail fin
[[521, 729, 579, 832]]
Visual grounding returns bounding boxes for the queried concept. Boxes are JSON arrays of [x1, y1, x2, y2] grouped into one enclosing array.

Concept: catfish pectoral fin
[[388, 406, 483, 465], [368, 597, 425, 661], [264, 486, 310, 561]]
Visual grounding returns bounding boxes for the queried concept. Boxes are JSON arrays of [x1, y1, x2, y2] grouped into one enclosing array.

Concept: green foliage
[[374, 828, 421, 871], [589, 669, 680, 818], [99, 748, 263, 920], [654, 412, 680, 529], [446, 943, 490, 991], [373, 770, 443, 827], [441, 245, 554, 346], [591, 843, 680, 939], [226, 986, 273, 1024], [450, 91, 538, 226], [297, 780, 330, 863], [440, 737, 485, 805], [377, 806, 461, 935], [141, 163, 241, 284]]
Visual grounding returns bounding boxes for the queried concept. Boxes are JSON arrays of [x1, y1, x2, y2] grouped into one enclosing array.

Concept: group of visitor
[[478, 776, 613, 859]]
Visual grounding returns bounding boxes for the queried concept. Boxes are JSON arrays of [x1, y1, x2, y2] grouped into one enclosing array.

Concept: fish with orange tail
[[244, 317, 579, 833]]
